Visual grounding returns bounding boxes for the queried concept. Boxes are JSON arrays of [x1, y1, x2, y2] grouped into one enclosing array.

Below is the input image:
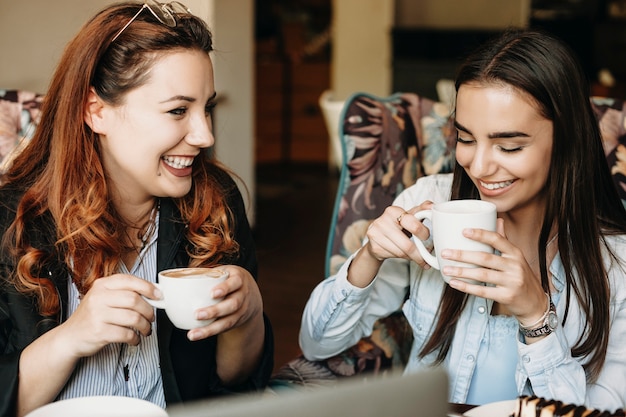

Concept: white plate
[[464, 399, 517, 417], [25, 396, 168, 417]]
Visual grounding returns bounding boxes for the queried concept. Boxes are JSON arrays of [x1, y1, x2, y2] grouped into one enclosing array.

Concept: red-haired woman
[[0, 2, 273, 416]]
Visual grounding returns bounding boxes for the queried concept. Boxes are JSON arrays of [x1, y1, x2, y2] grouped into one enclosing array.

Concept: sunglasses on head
[[111, 0, 191, 43]]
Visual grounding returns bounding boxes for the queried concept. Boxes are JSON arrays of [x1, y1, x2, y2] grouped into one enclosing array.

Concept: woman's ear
[[84, 88, 107, 134]]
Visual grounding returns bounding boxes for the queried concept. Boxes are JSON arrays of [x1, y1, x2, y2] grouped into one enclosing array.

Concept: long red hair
[[1, 3, 239, 316]]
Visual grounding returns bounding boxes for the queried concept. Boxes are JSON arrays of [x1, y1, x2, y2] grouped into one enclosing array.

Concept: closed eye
[[497, 145, 523, 153], [168, 107, 188, 117], [456, 136, 474, 145]]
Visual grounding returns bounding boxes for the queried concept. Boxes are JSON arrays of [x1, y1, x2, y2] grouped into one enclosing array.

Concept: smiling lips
[[162, 155, 194, 177], [480, 179, 514, 191]]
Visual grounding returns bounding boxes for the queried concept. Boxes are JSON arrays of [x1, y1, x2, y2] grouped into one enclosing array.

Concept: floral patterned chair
[[0, 89, 44, 176], [270, 91, 626, 390], [591, 96, 626, 207], [271, 92, 457, 389]]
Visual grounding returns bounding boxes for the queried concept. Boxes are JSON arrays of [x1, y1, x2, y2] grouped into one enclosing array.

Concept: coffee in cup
[[412, 200, 496, 284], [145, 267, 228, 329]]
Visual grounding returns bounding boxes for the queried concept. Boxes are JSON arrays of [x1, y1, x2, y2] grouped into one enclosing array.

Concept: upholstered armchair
[[0, 89, 44, 175], [270, 91, 626, 390], [592, 96, 626, 206]]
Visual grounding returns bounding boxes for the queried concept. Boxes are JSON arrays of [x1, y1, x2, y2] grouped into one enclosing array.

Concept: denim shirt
[[299, 174, 626, 411]]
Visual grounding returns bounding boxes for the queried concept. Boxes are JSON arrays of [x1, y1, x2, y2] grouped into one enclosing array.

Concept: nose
[[185, 113, 214, 148], [468, 143, 495, 178]]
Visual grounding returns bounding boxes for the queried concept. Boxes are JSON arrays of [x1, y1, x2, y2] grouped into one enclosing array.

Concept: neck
[[120, 199, 158, 245], [119, 198, 158, 227], [527, 231, 559, 267], [120, 199, 159, 269]]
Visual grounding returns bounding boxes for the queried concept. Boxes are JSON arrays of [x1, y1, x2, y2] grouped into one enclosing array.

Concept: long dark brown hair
[[418, 29, 626, 382], [1, 2, 239, 316]]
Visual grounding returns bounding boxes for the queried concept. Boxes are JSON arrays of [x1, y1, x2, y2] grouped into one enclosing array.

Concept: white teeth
[[162, 156, 194, 169], [480, 180, 513, 190]]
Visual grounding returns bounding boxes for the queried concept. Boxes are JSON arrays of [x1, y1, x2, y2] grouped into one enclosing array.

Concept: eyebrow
[[454, 120, 530, 139], [160, 91, 218, 104]]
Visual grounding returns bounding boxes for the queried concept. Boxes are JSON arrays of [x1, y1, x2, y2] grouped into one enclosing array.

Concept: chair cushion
[[591, 96, 626, 207], [0, 89, 44, 173], [271, 311, 413, 389]]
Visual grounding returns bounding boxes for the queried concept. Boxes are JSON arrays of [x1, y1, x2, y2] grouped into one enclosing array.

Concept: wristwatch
[[519, 301, 558, 338]]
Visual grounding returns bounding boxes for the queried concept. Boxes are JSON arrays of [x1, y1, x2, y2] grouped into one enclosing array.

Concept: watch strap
[[519, 301, 557, 338]]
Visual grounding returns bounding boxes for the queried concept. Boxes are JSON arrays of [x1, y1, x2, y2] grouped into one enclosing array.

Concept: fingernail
[[441, 249, 451, 258], [212, 289, 224, 298], [154, 288, 163, 299], [197, 311, 208, 320], [463, 228, 474, 236]]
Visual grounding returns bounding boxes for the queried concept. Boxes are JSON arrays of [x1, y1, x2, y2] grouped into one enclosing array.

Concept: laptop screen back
[[167, 367, 449, 417]]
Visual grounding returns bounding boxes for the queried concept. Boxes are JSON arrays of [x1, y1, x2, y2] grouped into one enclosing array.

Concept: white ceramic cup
[[412, 200, 497, 284], [146, 267, 228, 330]]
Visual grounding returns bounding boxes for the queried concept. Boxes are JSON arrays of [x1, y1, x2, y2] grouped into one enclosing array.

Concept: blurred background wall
[[2, 0, 624, 218]]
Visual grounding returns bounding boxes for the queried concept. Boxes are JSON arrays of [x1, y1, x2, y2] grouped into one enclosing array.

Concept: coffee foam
[[161, 267, 225, 279]]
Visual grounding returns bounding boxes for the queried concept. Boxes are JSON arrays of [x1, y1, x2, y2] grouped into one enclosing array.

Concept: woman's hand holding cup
[[347, 202, 435, 289], [145, 265, 264, 342], [145, 267, 228, 331], [411, 199, 497, 285]]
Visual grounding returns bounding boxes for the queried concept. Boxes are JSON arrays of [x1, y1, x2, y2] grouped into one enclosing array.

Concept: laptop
[[167, 367, 449, 417]]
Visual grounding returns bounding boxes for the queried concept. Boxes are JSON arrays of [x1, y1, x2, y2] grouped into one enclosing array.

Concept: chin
[[166, 184, 193, 199]]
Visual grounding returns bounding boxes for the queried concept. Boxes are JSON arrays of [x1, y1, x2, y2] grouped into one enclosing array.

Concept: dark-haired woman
[[300, 29, 626, 410]]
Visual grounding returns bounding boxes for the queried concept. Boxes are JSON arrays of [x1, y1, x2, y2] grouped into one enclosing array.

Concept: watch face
[[547, 312, 558, 330]]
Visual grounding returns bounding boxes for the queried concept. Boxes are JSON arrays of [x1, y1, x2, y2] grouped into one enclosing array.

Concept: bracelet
[[518, 292, 550, 330]]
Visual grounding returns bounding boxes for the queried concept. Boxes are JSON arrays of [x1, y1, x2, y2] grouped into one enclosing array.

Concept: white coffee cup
[[146, 267, 228, 330], [412, 200, 496, 284]]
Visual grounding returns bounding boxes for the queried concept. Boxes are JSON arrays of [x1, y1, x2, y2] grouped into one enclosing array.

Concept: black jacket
[[0, 177, 274, 417]]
